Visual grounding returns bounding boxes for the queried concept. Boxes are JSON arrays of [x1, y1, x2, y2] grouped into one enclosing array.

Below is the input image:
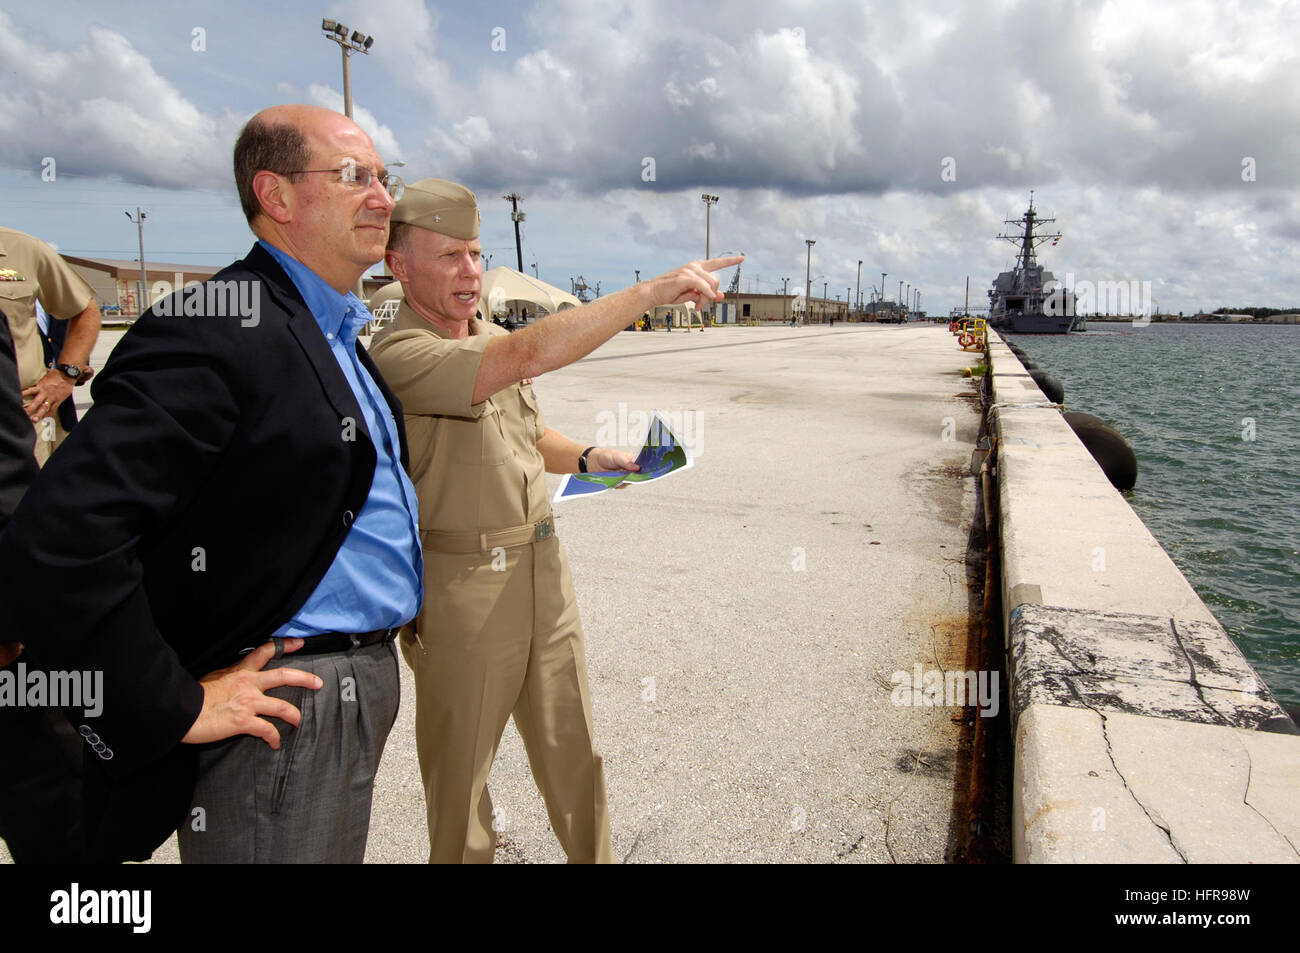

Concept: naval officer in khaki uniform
[[369, 178, 739, 863], [0, 226, 100, 465]]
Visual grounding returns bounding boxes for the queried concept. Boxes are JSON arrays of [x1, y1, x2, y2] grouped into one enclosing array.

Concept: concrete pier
[[989, 332, 1300, 863], [3, 323, 987, 864]]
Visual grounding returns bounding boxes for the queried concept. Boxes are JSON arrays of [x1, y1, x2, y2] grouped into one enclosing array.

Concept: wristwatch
[[54, 363, 93, 385], [578, 446, 596, 473]]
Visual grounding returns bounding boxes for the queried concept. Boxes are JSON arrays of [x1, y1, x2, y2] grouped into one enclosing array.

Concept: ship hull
[[990, 310, 1077, 334]]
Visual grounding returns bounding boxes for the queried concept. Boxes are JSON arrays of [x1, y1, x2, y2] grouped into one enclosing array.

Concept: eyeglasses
[[289, 165, 405, 200]]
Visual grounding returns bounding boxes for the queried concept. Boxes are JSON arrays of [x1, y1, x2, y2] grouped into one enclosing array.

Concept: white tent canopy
[[365, 268, 581, 321], [481, 266, 581, 316]]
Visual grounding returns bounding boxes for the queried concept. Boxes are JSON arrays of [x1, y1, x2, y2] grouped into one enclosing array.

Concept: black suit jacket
[[0, 244, 408, 859]]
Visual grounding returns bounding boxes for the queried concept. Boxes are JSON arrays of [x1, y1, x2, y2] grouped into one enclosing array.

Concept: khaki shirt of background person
[[0, 226, 101, 462]]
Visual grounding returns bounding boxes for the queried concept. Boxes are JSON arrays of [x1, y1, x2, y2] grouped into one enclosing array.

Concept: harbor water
[[1007, 323, 1300, 708]]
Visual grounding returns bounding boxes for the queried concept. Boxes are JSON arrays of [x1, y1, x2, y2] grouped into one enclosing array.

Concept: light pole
[[701, 194, 719, 259], [321, 19, 373, 120], [879, 272, 886, 320], [533, 263, 539, 278], [804, 240, 815, 327], [701, 194, 720, 322], [855, 260, 862, 313], [124, 208, 147, 318], [781, 277, 790, 324], [322, 19, 375, 299]]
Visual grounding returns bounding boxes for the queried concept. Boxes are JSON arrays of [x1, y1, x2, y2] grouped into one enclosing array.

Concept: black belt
[[239, 626, 401, 660]]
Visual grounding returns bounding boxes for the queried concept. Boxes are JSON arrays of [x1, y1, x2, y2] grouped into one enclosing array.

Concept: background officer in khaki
[[0, 226, 100, 465], [369, 178, 739, 863]]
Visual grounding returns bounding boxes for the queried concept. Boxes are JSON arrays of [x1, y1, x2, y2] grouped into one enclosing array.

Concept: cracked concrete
[[1008, 604, 1288, 731]]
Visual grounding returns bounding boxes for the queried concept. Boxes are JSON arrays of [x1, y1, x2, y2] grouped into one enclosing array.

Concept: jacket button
[[342, 510, 354, 527]]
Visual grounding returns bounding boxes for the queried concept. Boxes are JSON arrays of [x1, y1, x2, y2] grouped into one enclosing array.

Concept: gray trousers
[[177, 641, 399, 863]]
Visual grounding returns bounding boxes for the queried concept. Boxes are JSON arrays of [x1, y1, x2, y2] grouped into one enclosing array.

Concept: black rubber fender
[[1063, 411, 1138, 490], [1029, 368, 1064, 403]]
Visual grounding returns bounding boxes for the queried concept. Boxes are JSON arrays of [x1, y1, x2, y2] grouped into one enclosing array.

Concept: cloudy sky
[[3, 0, 1298, 314]]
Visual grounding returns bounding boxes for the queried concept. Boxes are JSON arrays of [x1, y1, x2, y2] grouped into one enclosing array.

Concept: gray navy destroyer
[[987, 192, 1083, 333]]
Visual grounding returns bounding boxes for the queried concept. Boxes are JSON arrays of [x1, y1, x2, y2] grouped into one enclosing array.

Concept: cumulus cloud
[[411, 0, 1300, 197], [0, 11, 243, 189], [4, 0, 1299, 312], [305, 83, 405, 159]]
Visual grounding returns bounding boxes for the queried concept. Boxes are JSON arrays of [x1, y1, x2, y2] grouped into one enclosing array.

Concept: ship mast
[[997, 190, 1061, 277]]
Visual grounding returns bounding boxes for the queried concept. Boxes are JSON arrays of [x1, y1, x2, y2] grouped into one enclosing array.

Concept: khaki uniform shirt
[[368, 302, 551, 533], [0, 227, 94, 389]]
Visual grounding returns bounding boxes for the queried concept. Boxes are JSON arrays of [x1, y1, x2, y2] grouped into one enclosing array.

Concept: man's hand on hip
[[21, 370, 74, 423], [182, 638, 323, 748]]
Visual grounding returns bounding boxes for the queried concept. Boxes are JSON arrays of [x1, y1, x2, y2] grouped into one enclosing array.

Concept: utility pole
[[855, 260, 862, 313], [124, 208, 147, 318], [822, 281, 828, 324], [503, 193, 524, 272]]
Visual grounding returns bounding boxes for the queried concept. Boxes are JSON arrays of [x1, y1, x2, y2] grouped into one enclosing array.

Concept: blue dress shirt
[[259, 240, 423, 638]]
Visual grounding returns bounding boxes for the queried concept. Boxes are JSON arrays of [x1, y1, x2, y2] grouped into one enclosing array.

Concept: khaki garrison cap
[[391, 178, 481, 239]]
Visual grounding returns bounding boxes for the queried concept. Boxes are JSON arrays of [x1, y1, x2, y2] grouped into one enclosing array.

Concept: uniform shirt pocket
[[449, 399, 509, 466]]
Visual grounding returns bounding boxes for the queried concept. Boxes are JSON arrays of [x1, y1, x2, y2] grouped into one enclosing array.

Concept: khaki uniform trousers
[[32, 413, 67, 467], [402, 532, 612, 863]]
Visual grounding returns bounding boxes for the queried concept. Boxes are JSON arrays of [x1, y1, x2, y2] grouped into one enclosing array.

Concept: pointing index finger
[[700, 255, 744, 272]]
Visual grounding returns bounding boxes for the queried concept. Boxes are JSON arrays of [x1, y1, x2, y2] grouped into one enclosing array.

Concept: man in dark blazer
[[0, 104, 421, 863], [0, 307, 84, 864]]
